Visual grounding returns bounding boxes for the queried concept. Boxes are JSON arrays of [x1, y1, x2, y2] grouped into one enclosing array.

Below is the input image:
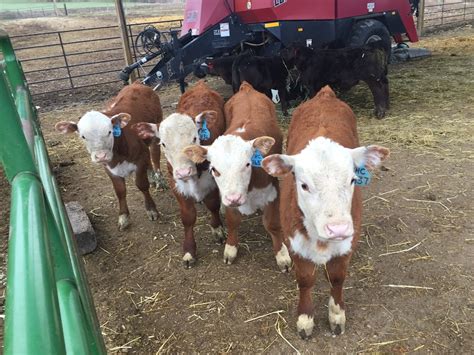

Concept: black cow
[[231, 53, 290, 116], [205, 55, 236, 86], [281, 41, 390, 118]]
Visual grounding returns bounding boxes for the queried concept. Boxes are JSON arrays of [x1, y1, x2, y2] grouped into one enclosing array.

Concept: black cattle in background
[[281, 41, 390, 118]]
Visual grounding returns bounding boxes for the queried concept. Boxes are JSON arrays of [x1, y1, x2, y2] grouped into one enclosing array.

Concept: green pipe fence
[[0, 29, 106, 354]]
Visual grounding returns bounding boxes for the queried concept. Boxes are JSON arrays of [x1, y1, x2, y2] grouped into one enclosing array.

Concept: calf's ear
[[351, 145, 390, 170], [111, 113, 132, 128], [252, 136, 275, 155], [131, 123, 159, 140], [55, 121, 78, 134], [183, 145, 208, 164], [196, 110, 218, 126], [262, 154, 294, 177]]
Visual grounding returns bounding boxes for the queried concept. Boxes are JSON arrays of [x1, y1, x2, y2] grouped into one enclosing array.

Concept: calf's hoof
[[183, 252, 196, 269], [297, 314, 314, 340], [374, 107, 387, 119], [149, 170, 168, 190], [328, 296, 346, 336], [223, 244, 237, 265], [147, 209, 159, 221], [275, 244, 292, 273], [118, 214, 130, 231], [211, 225, 226, 244]]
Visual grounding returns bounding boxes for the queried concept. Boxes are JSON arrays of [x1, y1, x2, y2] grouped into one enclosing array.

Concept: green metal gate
[[0, 30, 106, 354]]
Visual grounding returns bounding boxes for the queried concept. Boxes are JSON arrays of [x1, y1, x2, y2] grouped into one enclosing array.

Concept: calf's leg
[[279, 85, 289, 117], [203, 189, 225, 244], [106, 169, 130, 231], [365, 78, 388, 119], [293, 254, 316, 339], [325, 255, 351, 335], [223, 207, 242, 264], [262, 195, 291, 272], [149, 138, 168, 189], [135, 162, 159, 221], [172, 185, 198, 268]]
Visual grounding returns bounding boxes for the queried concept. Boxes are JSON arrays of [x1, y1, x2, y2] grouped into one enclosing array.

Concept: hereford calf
[[133, 80, 226, 267], [55, 82, 163, 230], [262, 86, 389, 338], [184, 82, 292, 272]]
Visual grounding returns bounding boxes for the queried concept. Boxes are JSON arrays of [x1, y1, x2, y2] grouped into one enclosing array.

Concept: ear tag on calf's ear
[[198, 118, 211, 141], [354, 165, 371, 186], [251, 149, 263, 167], [113, 123, 122, 138]]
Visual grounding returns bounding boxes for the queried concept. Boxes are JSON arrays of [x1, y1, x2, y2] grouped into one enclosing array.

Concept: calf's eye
[[108, 131, 111, 136], [161, 143, 166, 148], [81, 135, 85, 139], [246, 162, 250, 168], [193, 137, 197, 143], [351, 178, 356, 185], [301, 183, 309, 191]]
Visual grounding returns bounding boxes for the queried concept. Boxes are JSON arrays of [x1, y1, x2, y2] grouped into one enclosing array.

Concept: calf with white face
[[56, 110, 159, 231], [185, 134, 292, 272], [263, 136, 389, 338], [133, 111, 225, 268]]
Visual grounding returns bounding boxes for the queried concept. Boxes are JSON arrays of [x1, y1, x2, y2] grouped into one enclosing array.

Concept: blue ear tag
[[251, 149, 263, 167], [112, 123, 122, 138], [198, 119, 211, 141], [354, 165, 371, 186]]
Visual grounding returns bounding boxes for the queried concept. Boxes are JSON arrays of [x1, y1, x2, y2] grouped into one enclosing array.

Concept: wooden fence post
[[417, 0, 425, 37], [115, 0, 137, 84]]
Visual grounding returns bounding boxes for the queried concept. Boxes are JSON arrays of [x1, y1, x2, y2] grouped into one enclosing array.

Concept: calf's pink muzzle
[[324, 223, 352, 240], [174, 167, 195, 180], [94, 152, 110, 163], [224, 193, 246, 207]]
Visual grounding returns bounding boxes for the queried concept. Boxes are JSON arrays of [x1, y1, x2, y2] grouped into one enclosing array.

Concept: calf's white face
[[55, 110, 130, 164], [263, 137, 389, 241], [159, 113, 200, 180], [184, 135, 275, 207], [133, 111, 217, 181]]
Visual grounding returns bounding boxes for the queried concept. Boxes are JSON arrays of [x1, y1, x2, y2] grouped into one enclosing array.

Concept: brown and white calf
[[184, 82, 292, 272], [55, 82, 163, 230], [133, 80, 226, 268], [262, 86, 389, 338]]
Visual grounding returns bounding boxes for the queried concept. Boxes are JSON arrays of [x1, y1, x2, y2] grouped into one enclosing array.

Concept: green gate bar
[[0, 29, 106, 354]]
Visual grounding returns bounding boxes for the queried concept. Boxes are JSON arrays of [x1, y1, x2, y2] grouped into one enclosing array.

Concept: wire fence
[[0, 2, 185, 20], [8, 19, 182, 96], [4, 1, 473, 98], [424, 0, 474, 29]]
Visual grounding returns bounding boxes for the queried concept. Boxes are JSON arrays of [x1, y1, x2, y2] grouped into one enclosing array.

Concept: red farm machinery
[[120, 0, 419, 91]]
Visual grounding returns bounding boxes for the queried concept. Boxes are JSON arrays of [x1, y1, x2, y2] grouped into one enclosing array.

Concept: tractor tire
[[347, 19, 392, 55]]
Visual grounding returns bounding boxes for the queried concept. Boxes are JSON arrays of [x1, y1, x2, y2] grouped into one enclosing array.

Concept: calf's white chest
[[106, 161, 137, 178], [175, 170, 216, 202], [290, 231, 352, 265], [238, 183, 277, 215]]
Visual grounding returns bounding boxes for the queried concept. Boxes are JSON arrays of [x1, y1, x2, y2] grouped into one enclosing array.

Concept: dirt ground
[[1, 24, 473, 353]]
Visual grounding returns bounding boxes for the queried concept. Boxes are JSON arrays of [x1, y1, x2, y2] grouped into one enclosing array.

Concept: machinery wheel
[[348, 19, 392, 55]]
